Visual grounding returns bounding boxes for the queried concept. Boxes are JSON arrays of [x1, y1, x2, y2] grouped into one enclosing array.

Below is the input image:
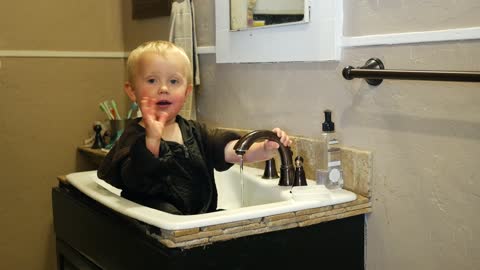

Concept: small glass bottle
[[317, 110, 343, 189]]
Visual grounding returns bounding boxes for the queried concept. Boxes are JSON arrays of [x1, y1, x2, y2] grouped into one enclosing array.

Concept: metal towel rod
[[342, 58, 480, 86]]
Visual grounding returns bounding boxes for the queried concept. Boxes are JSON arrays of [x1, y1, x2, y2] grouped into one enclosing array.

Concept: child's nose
[[158, 85, 168, 94]]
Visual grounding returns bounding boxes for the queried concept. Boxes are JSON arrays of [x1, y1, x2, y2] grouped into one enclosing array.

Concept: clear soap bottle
[[317, 110, 343, 189]]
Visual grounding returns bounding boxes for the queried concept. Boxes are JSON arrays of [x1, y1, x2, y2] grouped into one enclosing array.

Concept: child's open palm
[[140, 97, 169, 156]]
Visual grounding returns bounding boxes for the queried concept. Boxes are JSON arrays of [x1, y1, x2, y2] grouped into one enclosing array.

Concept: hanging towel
[[169, 0, 200, 86], [169, 0, 200, 120]]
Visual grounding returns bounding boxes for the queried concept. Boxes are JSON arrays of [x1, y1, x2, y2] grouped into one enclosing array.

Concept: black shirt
[[97, 116, 240, 215]]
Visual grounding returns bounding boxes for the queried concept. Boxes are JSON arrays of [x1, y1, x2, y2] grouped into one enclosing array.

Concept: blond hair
[[126, 40, 193, 85]]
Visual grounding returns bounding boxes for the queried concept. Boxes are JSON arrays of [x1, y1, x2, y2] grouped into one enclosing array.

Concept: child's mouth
[[156, 100, 172, 106]]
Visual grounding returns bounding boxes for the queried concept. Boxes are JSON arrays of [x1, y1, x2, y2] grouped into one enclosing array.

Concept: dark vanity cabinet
[[52, 184, 365, 270]]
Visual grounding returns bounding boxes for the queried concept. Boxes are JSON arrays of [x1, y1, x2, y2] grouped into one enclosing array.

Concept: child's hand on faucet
[[264, 127, 292, 152], [225, 127, 292, 164]]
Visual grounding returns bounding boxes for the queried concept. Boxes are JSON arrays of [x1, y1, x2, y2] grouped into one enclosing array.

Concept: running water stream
[[239, 155, 245, 207]]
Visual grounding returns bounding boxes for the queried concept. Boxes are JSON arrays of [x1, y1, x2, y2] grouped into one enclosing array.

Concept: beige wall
[[0, 1, 166, 269], [194, 0, 480, 269], [344, 0, 480, 36], [1, 0, 124, 51]]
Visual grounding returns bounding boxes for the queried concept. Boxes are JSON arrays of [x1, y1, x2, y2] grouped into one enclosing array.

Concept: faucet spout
[[233, 130, 295, 186]]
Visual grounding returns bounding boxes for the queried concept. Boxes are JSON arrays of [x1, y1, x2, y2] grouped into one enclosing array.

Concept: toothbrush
[[111, 100, 121, 120], [99, 103, 114, 120], [104, 100, 116, 120], [102, 100, 116, 120], [127, 102, 138, 119]]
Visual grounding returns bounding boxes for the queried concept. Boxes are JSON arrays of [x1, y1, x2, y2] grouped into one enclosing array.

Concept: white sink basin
[[66, 165, 356, 230]]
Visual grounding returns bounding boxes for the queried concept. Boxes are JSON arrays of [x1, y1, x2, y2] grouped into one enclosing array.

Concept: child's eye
[[169, 79, 178, 85], [147, 78, 157, 84]]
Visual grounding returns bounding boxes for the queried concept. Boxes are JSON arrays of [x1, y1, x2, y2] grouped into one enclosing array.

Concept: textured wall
[[344, 0, 480, 36], [194, 1, 480, 269]]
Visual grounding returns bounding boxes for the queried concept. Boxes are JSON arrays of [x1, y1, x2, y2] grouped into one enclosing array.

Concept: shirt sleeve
[[97, 125, 173, 195], [200, 125, 241, 172]]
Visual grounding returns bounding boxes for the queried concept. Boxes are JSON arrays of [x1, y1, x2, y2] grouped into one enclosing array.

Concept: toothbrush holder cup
[[109, 119, 135, 141]]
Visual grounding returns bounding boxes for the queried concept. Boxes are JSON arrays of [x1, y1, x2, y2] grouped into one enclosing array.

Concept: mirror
[[230, 0, 309, 31], [216, 0, 342, 63]]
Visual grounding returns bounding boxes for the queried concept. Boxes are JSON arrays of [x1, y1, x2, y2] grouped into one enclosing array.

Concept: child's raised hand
[[140, 97, 170, 138], [140, 97, 169, 156]]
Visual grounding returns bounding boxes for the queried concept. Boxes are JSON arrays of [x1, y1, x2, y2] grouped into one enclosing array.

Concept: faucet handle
[[262, 158, 280, 179], [293, 156, 308, 186]]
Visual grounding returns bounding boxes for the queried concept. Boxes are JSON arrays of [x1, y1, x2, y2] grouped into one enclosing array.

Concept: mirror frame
[[215, 0, 343, 63]]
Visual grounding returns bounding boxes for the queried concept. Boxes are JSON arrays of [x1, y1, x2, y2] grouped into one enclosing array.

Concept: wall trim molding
[[4, 27, 478, 58], [0, 47, 216, 58], [197, 46, 216, 54], [342, 26, 480, 48], [0, 50, 129, 58]]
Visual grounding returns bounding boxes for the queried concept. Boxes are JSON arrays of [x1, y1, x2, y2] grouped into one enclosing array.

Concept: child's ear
[[124, 82, 136, 102], [185, 84, 193, 96]]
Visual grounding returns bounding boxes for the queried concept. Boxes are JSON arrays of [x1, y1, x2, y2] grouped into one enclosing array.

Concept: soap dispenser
[[317, 110, 343, 189], [92, 122, 105, 149]]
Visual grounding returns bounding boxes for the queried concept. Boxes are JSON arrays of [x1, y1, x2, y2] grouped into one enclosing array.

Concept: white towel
[[168, 0, 200, 120], [169, 0, 200, 86]]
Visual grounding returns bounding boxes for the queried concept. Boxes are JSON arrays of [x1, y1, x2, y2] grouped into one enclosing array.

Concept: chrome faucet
[[233, 130, 295, 186]]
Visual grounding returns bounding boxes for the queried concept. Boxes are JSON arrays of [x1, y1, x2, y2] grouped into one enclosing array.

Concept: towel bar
[[342, 58, 480, 86]]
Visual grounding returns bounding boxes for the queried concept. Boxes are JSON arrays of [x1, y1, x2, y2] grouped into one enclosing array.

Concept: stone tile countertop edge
[[154, 195, 372, 249]]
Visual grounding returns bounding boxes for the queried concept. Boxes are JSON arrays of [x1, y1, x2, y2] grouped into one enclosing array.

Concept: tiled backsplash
[[219, 128, 372, 198]]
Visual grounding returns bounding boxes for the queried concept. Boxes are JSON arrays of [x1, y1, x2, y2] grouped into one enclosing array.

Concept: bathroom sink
[[66, 165, 356, 230], [215, 165, 291, 209]]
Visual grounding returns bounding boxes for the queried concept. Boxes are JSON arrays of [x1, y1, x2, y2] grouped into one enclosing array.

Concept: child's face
[[125, 51, 192, 123]]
